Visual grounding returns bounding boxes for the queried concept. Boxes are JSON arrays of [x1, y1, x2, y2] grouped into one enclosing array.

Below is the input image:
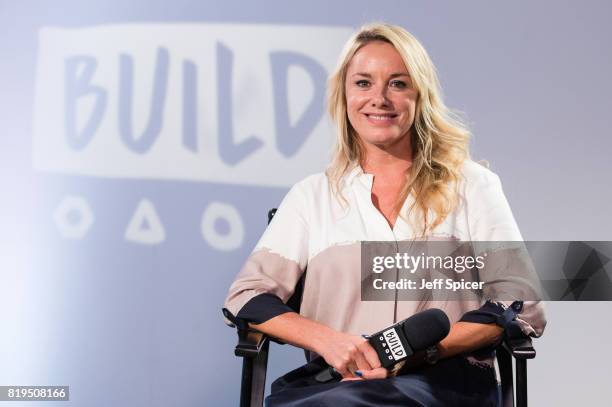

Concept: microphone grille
[[401, 308, 450, 350]]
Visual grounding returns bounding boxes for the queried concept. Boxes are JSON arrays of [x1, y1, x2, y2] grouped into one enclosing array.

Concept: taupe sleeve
[[223, 183, 309, 326], [465, 168, 547, 337]]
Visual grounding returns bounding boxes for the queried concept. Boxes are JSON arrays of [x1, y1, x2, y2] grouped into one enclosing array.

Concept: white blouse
[[224, 159, 546, 343]]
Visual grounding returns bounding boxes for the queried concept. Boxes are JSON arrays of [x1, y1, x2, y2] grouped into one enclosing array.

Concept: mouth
[[364, 113, 398, 124]]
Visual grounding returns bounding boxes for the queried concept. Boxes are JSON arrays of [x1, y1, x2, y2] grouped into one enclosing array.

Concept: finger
[[336, 365, 351, 378], [341, 376, 365, 382], [358, 367, 389, 380], [331, 359, 349, 378], [345, 361, 360, 379], [359, 341, 382, 369], [335, 360, 356, 379], [353, 346, 374, 372]]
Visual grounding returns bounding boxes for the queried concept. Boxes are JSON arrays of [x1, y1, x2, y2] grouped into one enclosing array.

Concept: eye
[[390, 80, 408, 89], [355, 79, 370, 88]]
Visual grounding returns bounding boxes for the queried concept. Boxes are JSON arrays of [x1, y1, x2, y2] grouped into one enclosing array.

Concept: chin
[[362, 132, 404, 147]]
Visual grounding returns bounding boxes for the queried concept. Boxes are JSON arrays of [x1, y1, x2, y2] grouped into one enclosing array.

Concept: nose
[[370, 85, 390, 108]]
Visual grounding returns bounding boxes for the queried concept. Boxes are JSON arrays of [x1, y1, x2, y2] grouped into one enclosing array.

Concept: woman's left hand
[[340, 366, 389, 381]]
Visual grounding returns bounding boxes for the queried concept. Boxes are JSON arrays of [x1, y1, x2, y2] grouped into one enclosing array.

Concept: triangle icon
[[139, 218, 151, 231], [125, 199, 166, 245]]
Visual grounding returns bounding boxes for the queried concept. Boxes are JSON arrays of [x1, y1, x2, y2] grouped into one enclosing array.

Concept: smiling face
[[345, 40, 418, 153]]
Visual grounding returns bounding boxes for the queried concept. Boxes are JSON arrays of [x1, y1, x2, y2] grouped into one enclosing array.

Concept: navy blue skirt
[[266, 355, 499, 407]]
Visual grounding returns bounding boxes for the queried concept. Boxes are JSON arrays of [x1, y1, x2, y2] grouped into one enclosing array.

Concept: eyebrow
[[351, 72, 410, 79]]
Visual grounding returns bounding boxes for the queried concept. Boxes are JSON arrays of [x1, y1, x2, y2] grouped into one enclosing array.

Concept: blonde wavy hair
[[326, 22, 471, 235]]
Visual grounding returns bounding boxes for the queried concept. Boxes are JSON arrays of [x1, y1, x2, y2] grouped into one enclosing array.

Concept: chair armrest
[[232, 326, 271, 407], [503, 320, 536, 360], [503, 336, 536, 360], [235, 327, 270, 358]]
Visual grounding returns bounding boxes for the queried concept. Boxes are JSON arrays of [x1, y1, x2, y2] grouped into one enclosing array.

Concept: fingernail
[[355, 370, 363, 377]]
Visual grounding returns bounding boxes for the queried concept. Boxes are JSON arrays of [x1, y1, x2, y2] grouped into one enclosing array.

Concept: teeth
[[369, 114, 394, 120]]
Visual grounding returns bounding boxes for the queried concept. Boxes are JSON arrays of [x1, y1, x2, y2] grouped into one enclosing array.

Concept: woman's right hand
[[314, 329, 388, 380], [250, 313, 389, 379]]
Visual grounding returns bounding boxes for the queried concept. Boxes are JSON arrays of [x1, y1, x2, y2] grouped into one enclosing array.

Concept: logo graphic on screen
[[32, 24, 351, 187], [382, 328, 406, 361], [32, 24, 352, 246]]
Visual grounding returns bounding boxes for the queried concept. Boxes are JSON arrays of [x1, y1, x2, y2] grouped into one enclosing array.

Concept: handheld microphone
[[314, 308, 450, 382], [366, 308, 450, 368]]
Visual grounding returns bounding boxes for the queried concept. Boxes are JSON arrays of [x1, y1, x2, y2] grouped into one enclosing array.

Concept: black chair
[[224, 208, 537, 407]]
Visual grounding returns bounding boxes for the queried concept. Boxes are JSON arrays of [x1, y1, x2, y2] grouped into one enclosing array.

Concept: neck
[[360, 133, 413, 178]]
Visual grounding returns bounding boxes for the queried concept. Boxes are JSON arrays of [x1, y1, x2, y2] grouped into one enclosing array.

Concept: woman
[[224, 22, 546, 406]]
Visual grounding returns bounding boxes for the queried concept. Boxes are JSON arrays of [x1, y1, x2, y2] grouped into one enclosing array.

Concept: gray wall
[[1, 1, 611, 406]]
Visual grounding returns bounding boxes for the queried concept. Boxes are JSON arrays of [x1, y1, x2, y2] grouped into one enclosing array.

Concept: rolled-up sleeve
[[223, 182, 309, 326], [464, 165, 547, 337]]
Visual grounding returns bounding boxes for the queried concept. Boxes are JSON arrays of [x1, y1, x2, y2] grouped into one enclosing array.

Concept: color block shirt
[[224, 160, 546, 347]]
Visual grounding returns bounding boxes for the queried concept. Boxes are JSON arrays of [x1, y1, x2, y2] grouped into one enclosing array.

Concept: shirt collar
[[344, 164, 374, 189]]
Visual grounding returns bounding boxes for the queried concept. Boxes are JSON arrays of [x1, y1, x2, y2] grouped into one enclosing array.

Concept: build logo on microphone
[[382, 328, 407, 362]]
